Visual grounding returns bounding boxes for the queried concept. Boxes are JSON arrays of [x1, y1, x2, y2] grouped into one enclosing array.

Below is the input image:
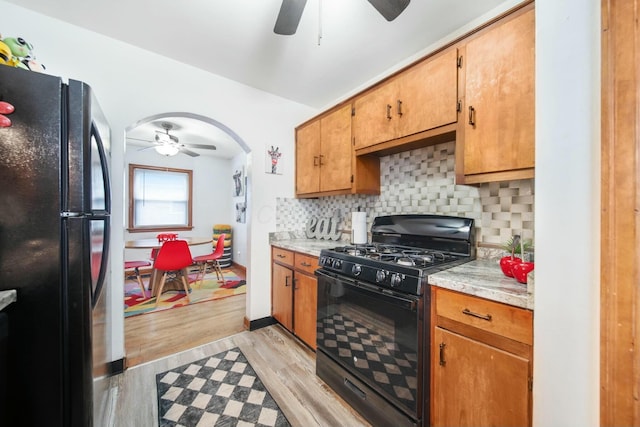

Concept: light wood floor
[[124, 264, 247, 367], [119, 267, 369, 426], [113, 325, 370, 427]]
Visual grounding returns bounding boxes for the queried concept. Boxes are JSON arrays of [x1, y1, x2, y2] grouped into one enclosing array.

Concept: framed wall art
[[265, 145, 283, 175]]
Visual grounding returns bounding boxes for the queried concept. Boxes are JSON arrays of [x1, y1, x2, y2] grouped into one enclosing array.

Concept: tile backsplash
[[276, 140, 534, 255]]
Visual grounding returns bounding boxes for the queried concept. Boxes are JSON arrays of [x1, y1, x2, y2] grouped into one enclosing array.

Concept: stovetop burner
[[332, 244, 456, 268]]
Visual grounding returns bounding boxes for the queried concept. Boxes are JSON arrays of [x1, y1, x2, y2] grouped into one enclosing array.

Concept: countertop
[[428, 259, 534, 310], [0, 290, 17, 311], [270, 238, 343, 258], [269, 238, 534, 310]]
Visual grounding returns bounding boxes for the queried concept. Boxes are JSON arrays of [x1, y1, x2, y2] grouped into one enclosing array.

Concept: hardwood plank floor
[[118, 265, 369, 426], [124, 264, 247, 367], [113, 325, 370, 427]]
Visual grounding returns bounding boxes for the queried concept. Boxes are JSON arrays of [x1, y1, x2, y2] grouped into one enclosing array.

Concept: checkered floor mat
[[156, 348, 290, 427], [317, 313, 418, 412]]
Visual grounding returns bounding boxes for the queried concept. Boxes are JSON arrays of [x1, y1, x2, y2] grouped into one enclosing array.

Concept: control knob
[[351, 264, 362, 276], [375, 269, 387, 283], [390, 273, 403, 287], [333, 259, 343, 269]]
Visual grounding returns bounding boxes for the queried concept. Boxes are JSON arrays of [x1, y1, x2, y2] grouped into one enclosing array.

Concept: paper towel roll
[[351, 212, 367, 245]]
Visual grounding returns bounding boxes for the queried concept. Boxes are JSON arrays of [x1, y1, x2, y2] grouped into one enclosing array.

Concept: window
[[128, 164, 193, 232]]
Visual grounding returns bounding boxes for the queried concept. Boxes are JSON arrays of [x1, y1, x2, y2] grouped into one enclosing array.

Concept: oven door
[[316, 268, 423, 419]]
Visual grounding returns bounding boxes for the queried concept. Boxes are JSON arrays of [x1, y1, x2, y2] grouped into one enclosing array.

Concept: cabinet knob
[[386, 104, 392, 120], [313, 156, 319, 166], [397, 100, 403, 117], [439, 342, 446, 366]]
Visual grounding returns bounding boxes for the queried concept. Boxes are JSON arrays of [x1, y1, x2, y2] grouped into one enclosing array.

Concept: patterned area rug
[[124, 269, 246, 318], [156, 347, 290, 427]]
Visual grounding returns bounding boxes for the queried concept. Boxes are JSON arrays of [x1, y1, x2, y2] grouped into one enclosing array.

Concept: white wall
[[123, 147, 235, 260], [0, 1, 318, 361], [534, 0, 600, 426]]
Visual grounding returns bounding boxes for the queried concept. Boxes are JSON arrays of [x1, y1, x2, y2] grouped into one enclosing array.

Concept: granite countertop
[[269, 237, 534, 310], [270, 238, 340, 258], [428, 259, 534, 310], [0, 290, 17, 311]]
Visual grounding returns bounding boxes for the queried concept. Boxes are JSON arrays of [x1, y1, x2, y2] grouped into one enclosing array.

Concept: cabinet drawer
[[435, 288, 533, 345], [272, 247, 294, 267], [294, 253, 319, 275]]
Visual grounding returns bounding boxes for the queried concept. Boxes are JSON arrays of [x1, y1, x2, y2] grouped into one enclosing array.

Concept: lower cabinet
[[431, 287, 533, 427], [271, 247, 318, 349]]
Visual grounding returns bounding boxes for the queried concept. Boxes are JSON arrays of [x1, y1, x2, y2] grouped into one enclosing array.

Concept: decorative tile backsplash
[[276, 140, 534, 254]]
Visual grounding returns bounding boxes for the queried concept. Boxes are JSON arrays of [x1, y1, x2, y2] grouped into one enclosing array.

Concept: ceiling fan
[[274, 0, 411, 35], [127, 122, 217, 157]]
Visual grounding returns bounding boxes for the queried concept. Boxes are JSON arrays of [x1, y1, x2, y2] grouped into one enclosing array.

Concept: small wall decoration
[[265, 145, 283, 175], [235, 202, 246, 223], [232, 167, 244, 197]]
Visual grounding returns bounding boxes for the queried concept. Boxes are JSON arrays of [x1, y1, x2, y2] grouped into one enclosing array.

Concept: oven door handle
[[316, 269, 419, 312]]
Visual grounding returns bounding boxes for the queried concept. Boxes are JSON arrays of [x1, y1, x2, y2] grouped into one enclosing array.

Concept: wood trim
[[600, 0, 640, 425]]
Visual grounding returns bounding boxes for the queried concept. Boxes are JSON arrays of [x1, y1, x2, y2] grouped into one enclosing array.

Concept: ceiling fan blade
[[180, 148, 200, 157], [136, 146, 156, 152], [367, 0, 410, 21], [182, 143, 217, 150], [127, 136, 155, 144], [274, 0, 307, 35]]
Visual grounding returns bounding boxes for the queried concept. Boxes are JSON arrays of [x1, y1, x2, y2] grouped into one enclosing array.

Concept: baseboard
[[247, 316, 277, 331], [108, 358, 126, 376], [232, 262, 246, 275]]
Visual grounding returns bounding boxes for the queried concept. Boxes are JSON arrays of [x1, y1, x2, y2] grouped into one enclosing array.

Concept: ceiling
[[6, 0, 512, 157]]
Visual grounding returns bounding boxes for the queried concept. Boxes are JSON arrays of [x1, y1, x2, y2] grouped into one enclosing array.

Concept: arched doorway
[[122, 112, 251, 366]]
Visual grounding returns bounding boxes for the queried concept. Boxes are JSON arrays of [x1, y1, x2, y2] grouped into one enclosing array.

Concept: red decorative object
[[500, 256, 522, 277], [512, 262, 535, 284], [0, 100, 15, 127]]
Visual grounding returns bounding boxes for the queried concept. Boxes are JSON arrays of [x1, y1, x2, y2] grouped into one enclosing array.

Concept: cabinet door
[[271, 262, 293, 330], [353, 80, 399, 149], [293, 272, 317, 349], [398, 49, 459, 136], [463, 8, 535, 176], [433, 327, 531, 427], [295, 120, 321, 195], [319, 104, 353, 193]]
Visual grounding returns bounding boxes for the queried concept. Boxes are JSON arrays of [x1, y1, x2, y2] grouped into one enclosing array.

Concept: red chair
[[153, 240, 194, 306], [124, 260, 151, 298], [193, 234, 226, 287]]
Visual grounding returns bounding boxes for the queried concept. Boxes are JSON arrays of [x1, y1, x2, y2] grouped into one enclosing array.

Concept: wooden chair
[[124, 260, 151, 298], [193, 233, 226, 287], [153, 240, 193, 307]]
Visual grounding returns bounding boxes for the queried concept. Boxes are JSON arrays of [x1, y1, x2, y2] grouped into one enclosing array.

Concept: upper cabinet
[[294, 1, 535, 193], [353, 48, 459, 152], [458, 5, 535, 184], [296, 104, 380, 198]]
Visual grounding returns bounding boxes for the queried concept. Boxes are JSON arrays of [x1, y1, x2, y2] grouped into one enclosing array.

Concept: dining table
[[125, 236, 213, 296]]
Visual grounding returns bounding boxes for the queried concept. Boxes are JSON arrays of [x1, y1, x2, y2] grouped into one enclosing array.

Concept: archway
[[122, 112, 251, 366]]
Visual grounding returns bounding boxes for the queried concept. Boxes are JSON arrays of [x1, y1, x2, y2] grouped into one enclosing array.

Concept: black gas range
[[315, 214, 475, 427], [318, 214, 476, 295]]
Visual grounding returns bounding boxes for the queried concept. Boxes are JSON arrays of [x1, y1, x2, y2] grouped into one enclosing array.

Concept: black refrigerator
[[0, 65, 112, 426]]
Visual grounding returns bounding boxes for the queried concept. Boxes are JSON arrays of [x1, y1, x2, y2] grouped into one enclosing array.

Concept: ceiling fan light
[[155, 133, 171, 144], [155, 144, 180, 156]]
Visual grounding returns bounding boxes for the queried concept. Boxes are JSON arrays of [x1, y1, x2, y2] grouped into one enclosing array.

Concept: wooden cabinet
[[271, 248, 294, 330], [270, 247, 319, 349], [296, 104, 380, 198], [431, 287, 533, 427], [458, 5, 535, 184], [353, 48, 459, 151]]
